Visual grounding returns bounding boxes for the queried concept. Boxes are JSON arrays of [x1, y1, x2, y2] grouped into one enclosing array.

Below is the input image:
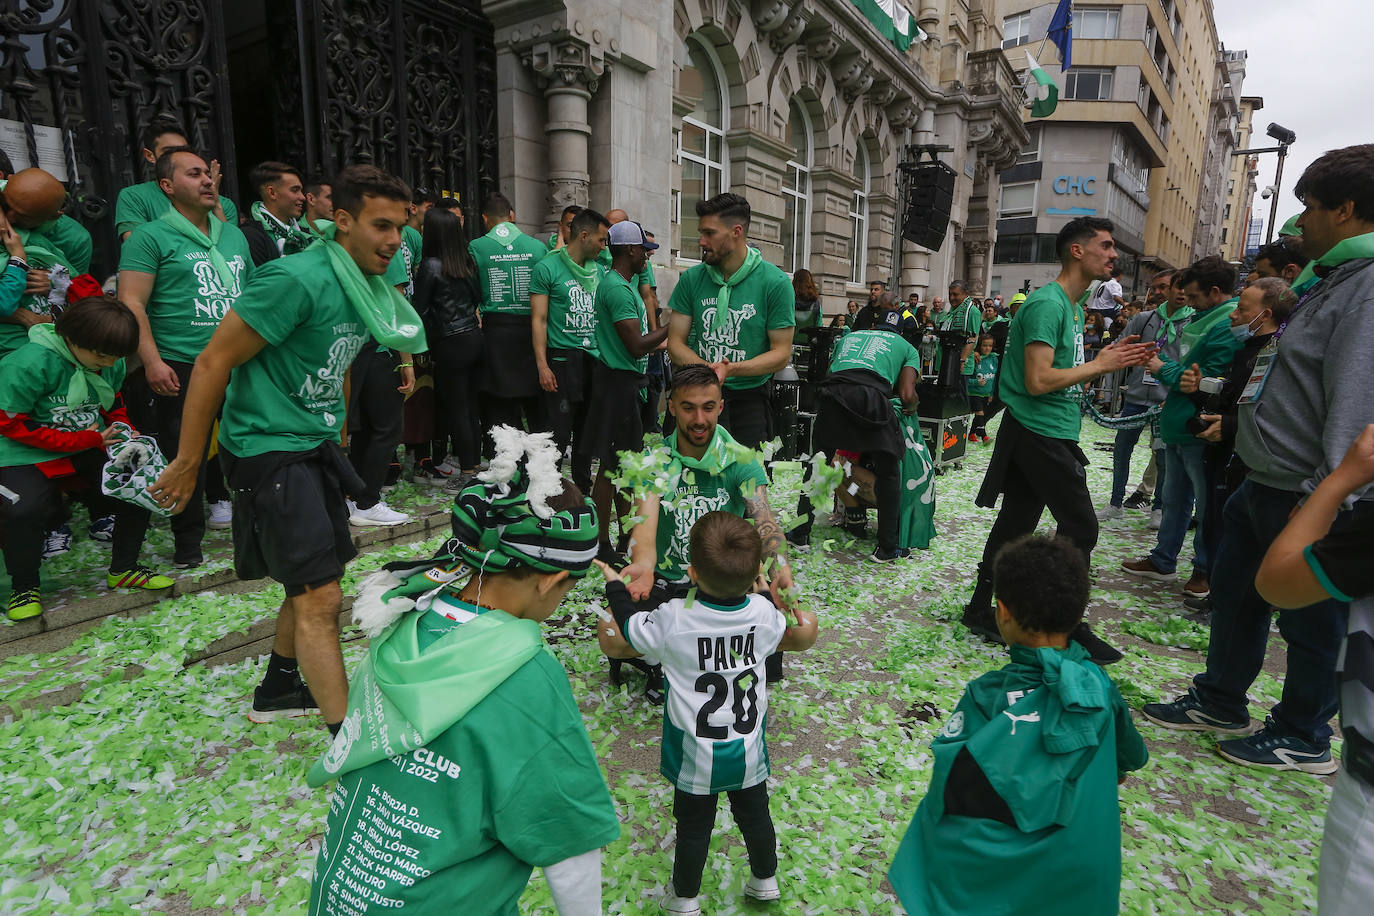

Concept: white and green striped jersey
[[624, 592, 788, 794]]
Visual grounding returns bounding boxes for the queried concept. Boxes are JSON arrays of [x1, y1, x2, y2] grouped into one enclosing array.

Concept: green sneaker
[[107, 566, 175, 591], [6, 588, 42, 621]]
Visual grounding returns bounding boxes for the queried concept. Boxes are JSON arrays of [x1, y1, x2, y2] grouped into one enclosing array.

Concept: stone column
[[523, 38, 606, 229]]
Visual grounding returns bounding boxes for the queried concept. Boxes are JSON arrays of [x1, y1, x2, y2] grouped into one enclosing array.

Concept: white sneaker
[[348, 500, 411, 527], [1149, 509, 1163, 530], [661, 894, 701, 915], [1096, 505, 1124, 522], [207, 500, 233, 529], [743, 874, 781, 901]]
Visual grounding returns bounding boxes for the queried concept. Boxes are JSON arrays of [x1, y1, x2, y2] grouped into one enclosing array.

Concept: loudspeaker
[[901, 160, 957, 251]]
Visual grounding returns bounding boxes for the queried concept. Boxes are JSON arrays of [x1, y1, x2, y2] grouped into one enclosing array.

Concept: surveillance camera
[[1261, 188, 1272, 199], [1266, 122, 1297, 145]]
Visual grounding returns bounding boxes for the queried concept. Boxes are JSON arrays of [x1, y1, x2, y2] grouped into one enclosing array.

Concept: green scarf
[[13, 225, 63, 269], [321, 240, 428, 352], [667, 423, 746, 479], [1153, 302, 1194, 345], [703, 246, 763, 332], [483, 220, 526, 247], [250, 200, 315, 256], [28, 323, 116, 410], [308, 602, 543, 786], [1290, 231, 1374, 295], [157, 206, 237, 292], [557, 246, 600, 294], [894, 401, 936, 550]]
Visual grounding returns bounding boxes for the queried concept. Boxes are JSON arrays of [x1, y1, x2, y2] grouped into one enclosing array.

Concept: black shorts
[[968, 395, 989, 413], [220, 446, 358, 596], [719, 384, 772, 450], [547, 347, 590, 401], [579, 360, 646, 463], [481, 314, 540, 399]]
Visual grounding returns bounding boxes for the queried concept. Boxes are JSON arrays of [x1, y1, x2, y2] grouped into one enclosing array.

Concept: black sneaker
[[961, 604, 1005, 645], [608, 658, 624, 687], [644, 666, 665, 705], [785, 529, 810, 550], [1215, 717, 1338, 775], [1071, 621, 1124, 664], [1141, 688, 1253, 735], [869, 547, 911, 563], [1182, 594, 1212, 625], [596, 542, 625, 567], [1122, 492, 1151, 510], [249, 676, 319, 723]]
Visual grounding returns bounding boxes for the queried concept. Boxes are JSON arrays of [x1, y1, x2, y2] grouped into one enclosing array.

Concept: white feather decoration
[[351, 570, 414, 638], [478, 424, 564, 519]]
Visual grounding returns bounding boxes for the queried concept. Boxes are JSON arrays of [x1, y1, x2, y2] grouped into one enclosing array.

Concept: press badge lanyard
[[1238, 282, 1321, 404]]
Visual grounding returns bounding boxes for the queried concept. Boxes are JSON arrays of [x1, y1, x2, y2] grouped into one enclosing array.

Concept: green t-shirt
[[47, 215, 92, 275], [653, 429, 769, 583], [383, 224, 424, 295], [596, 246, 656, 290], [0, 211, 93, 354], [529, 252, 601, 353], [468, 223, 548, 316], [593, 268, 648, 373], [218, 245, 368, 458], [998, 282, 1085, 441], [114, 181, 238, 237], [0, 343, 125, 468], [827, 329, 921, 386], [309, 611, 619, 916], [667, 259, 795, 390], [968, 353, 999, 397], [118, 220, 253, 364]]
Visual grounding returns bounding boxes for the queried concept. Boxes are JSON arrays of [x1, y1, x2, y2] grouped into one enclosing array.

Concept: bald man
[[596, 208, 658, 327], [0, 168, 93, 355]]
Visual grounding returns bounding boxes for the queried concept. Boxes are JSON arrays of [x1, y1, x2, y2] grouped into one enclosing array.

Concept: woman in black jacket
[[411, 207, 484, 486]]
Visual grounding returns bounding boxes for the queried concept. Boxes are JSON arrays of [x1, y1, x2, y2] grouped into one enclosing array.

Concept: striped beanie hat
[[448, 426, 599, 576]]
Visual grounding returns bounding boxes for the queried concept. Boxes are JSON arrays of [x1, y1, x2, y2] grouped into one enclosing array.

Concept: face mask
[[1231, 312, 1266, 342]]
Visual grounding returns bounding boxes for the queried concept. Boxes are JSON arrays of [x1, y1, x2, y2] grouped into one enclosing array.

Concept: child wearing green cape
[[888, 535, 1148, 915]]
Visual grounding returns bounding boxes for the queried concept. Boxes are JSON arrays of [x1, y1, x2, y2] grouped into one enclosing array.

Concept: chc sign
[[1053, 175, 1097, 195]]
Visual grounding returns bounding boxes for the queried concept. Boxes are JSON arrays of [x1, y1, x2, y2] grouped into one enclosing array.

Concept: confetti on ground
[[0, 421, 1328, 914]]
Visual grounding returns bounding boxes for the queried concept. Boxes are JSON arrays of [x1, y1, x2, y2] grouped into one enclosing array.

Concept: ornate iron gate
[[271, 0, 499, 212], [0, 0, 498, 277]]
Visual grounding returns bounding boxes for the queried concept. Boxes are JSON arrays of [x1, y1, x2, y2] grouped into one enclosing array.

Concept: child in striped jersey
[[595, 511, 818, 915]]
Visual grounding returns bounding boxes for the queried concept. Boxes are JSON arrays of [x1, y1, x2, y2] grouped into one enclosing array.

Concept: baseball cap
[[606, 220, 659, 250]]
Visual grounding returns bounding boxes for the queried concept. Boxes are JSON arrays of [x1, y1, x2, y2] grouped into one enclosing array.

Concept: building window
[[675, 36, 727, 262], [780, 101, 812, 275], [993, 233, 1059, 264], [1221, 227, 1229, 244], [1076, 9, 1120, 39], [1003, 12, 1031, 48], [998, 182, 1037, 218], [848, 143, 869, 285], [1065, 68, 1114, 100], [1017, 126, 1041, 163], [1224, 203, 1231, 220]]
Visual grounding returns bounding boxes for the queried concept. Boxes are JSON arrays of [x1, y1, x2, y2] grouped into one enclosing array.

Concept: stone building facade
[[1222, 94, 1263, 262], [482, 0, 1028, 311]]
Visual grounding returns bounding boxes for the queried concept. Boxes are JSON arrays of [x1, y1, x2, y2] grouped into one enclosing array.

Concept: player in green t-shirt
[[790, 325, 921, 562], [0, 296, 173, 622], [117, 147, 254, 567], [469, 192, 549, 439], [597, 208, 661, 322], [581, 221, 669, 561], [545, 204, 582, 252], [308, 441, 618, 915], [967, 335, 999, 442], [529, 208, 609, 483], [614, 364, 797, 697], [666, 193, 796, 448], [149, 165, 425, 734], [114, 118, 236, 239], [964, 217, 1154, 659], [933, 280, 982, 383]]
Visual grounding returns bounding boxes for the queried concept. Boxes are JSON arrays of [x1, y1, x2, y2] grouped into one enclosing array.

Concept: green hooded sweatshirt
[[889, 642, 1148, 915], [1153, 298, 1241, 444], [308, 596, 619, 915]]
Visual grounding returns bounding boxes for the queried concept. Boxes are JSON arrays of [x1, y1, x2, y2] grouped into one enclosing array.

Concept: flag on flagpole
[[1048, 0, 1074, 68], [1023, 51, 1060, 118]]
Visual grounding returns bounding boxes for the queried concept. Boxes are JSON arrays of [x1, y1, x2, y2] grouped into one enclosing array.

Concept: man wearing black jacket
[[1177, 277, 1298, 617]]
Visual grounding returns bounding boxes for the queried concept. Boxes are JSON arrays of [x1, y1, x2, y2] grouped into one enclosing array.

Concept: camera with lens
[[1185, 377, 1225, 435]]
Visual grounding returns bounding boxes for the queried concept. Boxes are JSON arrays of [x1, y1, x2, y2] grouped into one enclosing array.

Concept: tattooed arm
[[743, 483, 796, 608]]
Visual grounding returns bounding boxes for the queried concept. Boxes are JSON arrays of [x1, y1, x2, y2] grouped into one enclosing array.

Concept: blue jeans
[[1194, 481, 1347, 745], [1148, 443, 1208, 575], [1109, 402, 1164, 508]]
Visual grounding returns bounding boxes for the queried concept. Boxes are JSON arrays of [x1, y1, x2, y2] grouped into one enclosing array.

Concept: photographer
[[1175, 278, 1296, 615], [1122, 256, 1241, 602]]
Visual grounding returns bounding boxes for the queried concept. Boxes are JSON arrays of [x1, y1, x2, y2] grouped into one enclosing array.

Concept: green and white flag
[[854, 0, 928, 51], [1024, 50, 1060, 118]]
